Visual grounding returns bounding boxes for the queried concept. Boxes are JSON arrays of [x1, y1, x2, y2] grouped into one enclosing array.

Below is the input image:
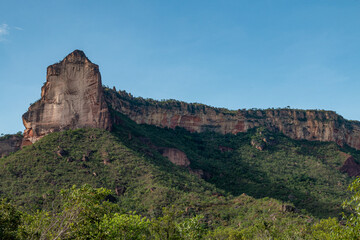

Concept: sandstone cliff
[[104, 89, 360, 150], [0, 134, 22, 158], [22, 50, 111, 145], [21, 50, 360, 151]]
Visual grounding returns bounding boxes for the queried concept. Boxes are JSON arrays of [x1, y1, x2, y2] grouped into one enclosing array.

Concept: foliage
[[176, 215, 205, 240], [111, 112, 353, 218], [4, 178, 360, 239], [0, 131, 22, 141], [2, 110, 360, 238], [0, 186, 211, 239], [0, 199, 22, 239], [311, 177, 360, 239], [100, 212, 150, 239], [18, 184, 117, 240]]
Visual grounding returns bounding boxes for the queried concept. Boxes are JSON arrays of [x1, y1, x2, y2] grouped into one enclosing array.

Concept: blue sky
[[1, 0, 360, 134]]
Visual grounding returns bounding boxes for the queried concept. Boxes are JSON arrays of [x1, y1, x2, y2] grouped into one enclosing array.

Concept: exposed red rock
[[105, 89, 360, 150], [22, 50, 111, 145], [340, 156, 360, 177]]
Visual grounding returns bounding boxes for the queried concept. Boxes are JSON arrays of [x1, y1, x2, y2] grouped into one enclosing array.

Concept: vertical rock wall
[[104, 89, 360, 150], [22, 50, 111, 145]]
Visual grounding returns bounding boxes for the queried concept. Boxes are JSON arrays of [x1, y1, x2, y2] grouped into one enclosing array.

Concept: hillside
[[2, 110, 358, 218], [1, 115, 360, 238], [2, 50, 360, 238], [0, 128, 218, 213], [0, 128, 318, 238], [110, 110, 359, 218]]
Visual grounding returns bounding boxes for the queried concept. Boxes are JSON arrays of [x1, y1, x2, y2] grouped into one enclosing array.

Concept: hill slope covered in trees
[[2, 111, 360, 238]]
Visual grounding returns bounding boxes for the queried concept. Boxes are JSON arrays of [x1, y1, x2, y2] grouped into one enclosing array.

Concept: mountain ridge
[[16, 50, 360, 152], [2, 50, 360, 238], [104, 87, 360, 150]]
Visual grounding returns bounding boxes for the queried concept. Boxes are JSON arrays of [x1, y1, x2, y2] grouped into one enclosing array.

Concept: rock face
[[160, 148, 190, 167], [0, 135, 23, 158], [22, 50, 111, 145], [340, 155, 360, 177], [105, 89, 360, 150]]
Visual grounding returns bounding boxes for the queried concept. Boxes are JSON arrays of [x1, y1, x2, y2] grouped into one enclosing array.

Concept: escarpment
[[0, 134, 23, 157], [104, 89, 360, 150], [21, 50, 360, 151], [22, 50, 111, 145]]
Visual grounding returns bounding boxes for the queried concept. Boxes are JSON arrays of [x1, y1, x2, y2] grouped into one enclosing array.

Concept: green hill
[[111, 110, 356, 218], [0, 128, 315, 237], [1, 111, 360, 238]]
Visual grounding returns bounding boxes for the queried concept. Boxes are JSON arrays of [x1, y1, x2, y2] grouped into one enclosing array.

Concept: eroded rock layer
[[105, 89, 360, 150], [22, 50, 111, 145]]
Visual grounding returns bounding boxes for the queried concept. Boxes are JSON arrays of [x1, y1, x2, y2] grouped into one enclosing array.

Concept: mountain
[[1, 50, 360, 238], [1, 127, 323, 238], [19, 50, 360, 151]]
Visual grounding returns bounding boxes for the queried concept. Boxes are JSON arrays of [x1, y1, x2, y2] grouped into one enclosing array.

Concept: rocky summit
[[105, 89, 360, 150], [18, 50, 360, 151], [22, 50, 112, 145]]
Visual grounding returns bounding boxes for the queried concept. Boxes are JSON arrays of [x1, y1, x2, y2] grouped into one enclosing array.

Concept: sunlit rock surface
[[22, 50, 111, 145]]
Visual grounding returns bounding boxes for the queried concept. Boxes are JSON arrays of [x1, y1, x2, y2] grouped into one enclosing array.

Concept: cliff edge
[[104, 89, 360, 150]]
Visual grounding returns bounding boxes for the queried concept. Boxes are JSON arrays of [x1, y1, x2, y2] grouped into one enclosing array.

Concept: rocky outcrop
[[0, 134, 23, 157], [105, 89, 360, 150], [22, 50, 111, 145], [160, 147, 190, 167], [340, 155, 360, 177]]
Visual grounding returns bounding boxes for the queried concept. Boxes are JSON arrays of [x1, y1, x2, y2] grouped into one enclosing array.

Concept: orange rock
[[105, 88, 360, 150]]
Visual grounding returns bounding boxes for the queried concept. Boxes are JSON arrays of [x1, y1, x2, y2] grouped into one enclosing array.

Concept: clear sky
[[1, 0, 360, 134]]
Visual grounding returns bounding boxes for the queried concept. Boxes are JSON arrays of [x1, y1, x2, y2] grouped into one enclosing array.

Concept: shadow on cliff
[[109, 110, 352, 219]]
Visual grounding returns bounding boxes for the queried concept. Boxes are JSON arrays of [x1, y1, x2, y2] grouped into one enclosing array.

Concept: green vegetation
[[0, 131, 23, 141], [104, 87, 342, 118], [0, 184, 315, 239], [1, 109, 360, 238], [111, 111, 354, 218], [311, 178, 360, 239], [0, 127, 315, 238], [2, 179, 360, 239]]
